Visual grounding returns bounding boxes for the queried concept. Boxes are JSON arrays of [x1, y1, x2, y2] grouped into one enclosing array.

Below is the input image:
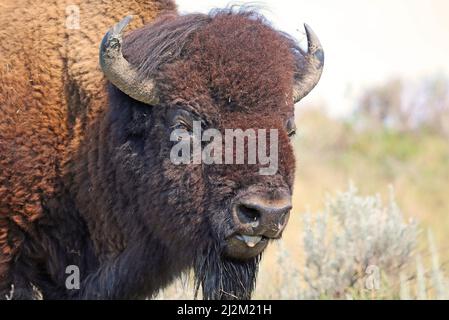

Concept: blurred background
[[159, 0, 449, 299]]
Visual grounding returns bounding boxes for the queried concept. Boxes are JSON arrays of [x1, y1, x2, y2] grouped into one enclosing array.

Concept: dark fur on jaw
[[194, 243, 261, 300]]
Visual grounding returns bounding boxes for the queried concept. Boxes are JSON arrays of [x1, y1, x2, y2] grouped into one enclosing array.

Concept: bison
[[0, 0, 323, 299]]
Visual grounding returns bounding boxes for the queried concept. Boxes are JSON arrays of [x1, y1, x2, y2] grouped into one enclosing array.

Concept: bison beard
[[194, 244, 260, 300]]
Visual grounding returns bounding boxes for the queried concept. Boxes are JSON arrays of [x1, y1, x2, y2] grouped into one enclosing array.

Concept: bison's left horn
[[99, 15, 159, 105], [293, 24, 324, 103]]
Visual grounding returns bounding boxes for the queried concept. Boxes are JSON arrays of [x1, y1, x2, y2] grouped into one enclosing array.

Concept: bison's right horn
[[99, 15, 159, 105]]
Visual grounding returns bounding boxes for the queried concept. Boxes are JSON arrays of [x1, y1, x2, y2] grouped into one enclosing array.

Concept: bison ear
[[293, 24, 324, 103], [99, 16, 159, 105]]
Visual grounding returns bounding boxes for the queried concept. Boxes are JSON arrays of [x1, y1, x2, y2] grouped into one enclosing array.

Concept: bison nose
[[233, 195, 292, 238]]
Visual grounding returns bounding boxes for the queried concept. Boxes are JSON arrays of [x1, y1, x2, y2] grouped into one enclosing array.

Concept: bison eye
[[169, 109, 196, 133], [286, 117, 297, 138], [172, 119, 192, 132]]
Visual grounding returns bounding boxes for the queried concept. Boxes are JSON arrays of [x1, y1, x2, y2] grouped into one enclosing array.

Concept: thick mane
[[123, 8, 297, 81], [123, 13, 211, 79]]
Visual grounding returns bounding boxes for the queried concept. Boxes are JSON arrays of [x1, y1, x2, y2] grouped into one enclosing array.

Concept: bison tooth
[[237, 235, 262, 248], [250, 220, 260, 228]]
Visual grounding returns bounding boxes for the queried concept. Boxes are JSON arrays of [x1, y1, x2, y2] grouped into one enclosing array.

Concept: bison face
[[163, 105, 296, 260], [100, 11, 323, 298]]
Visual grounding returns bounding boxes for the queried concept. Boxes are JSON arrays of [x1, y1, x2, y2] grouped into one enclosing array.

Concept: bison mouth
[[224, 233, 269, 260]]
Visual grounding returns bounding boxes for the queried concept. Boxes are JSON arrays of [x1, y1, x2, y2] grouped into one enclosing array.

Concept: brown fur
[[0, 2, 301, 299], [0, 0, 176, 298]]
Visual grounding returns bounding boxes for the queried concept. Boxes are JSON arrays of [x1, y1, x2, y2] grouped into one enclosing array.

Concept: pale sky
[[176, 0, 449, 116]]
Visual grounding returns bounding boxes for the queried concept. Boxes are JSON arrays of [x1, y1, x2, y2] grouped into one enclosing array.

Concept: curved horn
[[99, 15, 159, 105], [293, 24, 324, 103]]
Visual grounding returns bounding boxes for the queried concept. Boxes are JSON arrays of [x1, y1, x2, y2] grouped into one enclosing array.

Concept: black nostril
[[234, 198, 292, 230], [237, 204, 261, 224]]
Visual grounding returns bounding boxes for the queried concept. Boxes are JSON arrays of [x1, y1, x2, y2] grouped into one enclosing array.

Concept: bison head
[[98, 10, 323, 299]]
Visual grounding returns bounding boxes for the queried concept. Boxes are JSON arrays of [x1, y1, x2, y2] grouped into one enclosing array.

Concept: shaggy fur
[[0, 1, 302, 299]]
